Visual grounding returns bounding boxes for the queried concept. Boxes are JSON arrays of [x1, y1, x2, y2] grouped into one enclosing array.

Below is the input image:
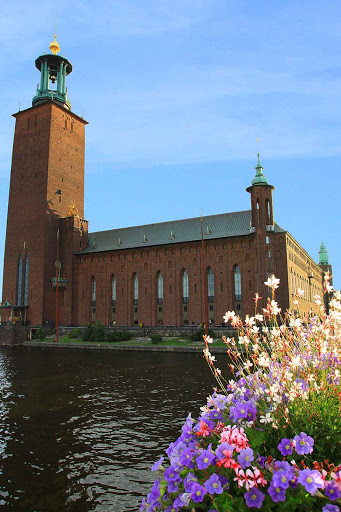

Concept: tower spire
[[251, 152, 268, 186]]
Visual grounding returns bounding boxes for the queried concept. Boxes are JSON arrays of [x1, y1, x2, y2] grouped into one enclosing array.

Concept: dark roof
[[79, 210, 286, 254]]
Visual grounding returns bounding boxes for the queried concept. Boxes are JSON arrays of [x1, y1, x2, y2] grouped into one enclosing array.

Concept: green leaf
[[245, 427, 266, 449]]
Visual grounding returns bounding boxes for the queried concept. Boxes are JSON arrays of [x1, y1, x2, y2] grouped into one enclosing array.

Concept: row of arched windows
[[90, 265, 243, 304]]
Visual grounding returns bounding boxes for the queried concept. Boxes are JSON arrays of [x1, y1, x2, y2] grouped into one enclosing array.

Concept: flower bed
[[141, 273, 341, 511]]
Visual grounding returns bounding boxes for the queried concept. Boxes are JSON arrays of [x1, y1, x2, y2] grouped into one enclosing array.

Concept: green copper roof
[[79, 210, 286, 255], [319, 241, 329, 265], [251, 153, 268, 186]]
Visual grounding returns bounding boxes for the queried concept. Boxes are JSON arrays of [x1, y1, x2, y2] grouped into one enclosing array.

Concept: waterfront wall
[[0, 326, 30, 345]]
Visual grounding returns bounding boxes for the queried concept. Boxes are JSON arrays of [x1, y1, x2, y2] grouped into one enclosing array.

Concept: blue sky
[[0, 0, 340, 292]]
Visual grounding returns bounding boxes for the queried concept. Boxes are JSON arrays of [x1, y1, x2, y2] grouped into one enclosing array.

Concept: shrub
[[32, 327, 46, 340], [106, 331, 132, 342], [69, 327, 81, 339], [81, 321, 105, 342], [150, 334, 163, 344], [190, 327, 215, 342]]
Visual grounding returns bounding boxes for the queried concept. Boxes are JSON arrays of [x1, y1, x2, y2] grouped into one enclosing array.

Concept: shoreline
[[7, 340, 229, 354]]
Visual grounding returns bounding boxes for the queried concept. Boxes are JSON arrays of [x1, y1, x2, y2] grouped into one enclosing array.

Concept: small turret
[[318, 241, 329, 265], [247, 153, 275, 230]]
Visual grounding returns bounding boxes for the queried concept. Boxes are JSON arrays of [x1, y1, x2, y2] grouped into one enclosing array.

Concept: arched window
[[17, 256, 23, 305], [157, 272, 163, 304], [257, 199, 260, 226], [133, 273, 138, 303], [207, 267, 214, 302], [91, 277, 96, 305], [234, 265, 242, 301], [111, 275, 116, 305], [266, 199, 271, 224], [182, 269, 189, 303], [24, 254, 29, 305]]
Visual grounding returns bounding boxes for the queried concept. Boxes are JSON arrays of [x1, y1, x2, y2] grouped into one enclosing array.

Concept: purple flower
[[179, 448, 195, 469], [273, 470, 292, 490], [229, 400, 257, 423], [183, 472, 198, 492], [139, 497, 147, 511], [151, 456, 164, 472], [323, 506, 340, 512], [167, 479, 180, 493], [190, 482, 207, 503], [196, 446, 215, 469], [173, 493, 191, 508], [268, 482, 286, 502], [147, 479, 161, 504], [210, 393, 228, 410], [278, 438, 293, 456], [293, 432, 314, 455], [325, 482, 341, 501], [298, 469, 324, 494], [237, 448, 254, 468], [244, 487, 265, 509], [164, 466, 180, 482], [181, 413, 193, 435], [216, 442, 234, 461], [204, 474, 224, 495]]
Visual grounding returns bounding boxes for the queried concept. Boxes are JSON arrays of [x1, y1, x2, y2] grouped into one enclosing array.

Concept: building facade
[[1, 40, 331, 327]]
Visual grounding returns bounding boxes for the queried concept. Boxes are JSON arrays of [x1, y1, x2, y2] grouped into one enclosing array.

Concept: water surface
[[0, 347, 220, 511]]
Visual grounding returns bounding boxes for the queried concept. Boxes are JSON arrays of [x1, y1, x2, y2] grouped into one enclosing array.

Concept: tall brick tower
[[2, 36, 88, 326], [246, 155, 286, 308]]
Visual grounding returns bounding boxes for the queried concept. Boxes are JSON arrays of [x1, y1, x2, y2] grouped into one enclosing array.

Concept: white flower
[[296, 288, 305, 298], [205, 336, 213, 344], [260, 413, 273, 424], [289, 317, 301, 329], [245, 315, 255, 327], [314, 294, 322, 305], [255, 314, 264, 322], [223, 310, 236, 323], [293, 299, 299, 306], [264, 274, 280, 290]]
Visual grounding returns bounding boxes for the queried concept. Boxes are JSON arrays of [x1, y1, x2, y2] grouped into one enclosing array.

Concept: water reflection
[[0, 348, 221, 511]]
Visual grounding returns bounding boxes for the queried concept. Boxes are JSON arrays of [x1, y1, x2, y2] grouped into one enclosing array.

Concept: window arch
[[234, 265, 242, 301], [157, 272, 163, 303], [111, 275, 116, 304], [182, 269, 189, 303], [257, 199, 260, 226], [207, 267, 214, 301], [24, 254, 29, 305], [17, 256, 23, 305], [133, 273, 138, 302]]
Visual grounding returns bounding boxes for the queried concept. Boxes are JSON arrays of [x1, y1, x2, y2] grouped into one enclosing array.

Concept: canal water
[[0, 347, 222, 511]]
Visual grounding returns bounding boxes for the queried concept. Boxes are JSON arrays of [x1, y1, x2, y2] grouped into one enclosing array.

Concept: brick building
[[1, 40, 331, 327]]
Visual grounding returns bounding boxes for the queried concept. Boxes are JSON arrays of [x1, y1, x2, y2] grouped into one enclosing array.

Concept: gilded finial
[[49, 34, 60, 55]]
